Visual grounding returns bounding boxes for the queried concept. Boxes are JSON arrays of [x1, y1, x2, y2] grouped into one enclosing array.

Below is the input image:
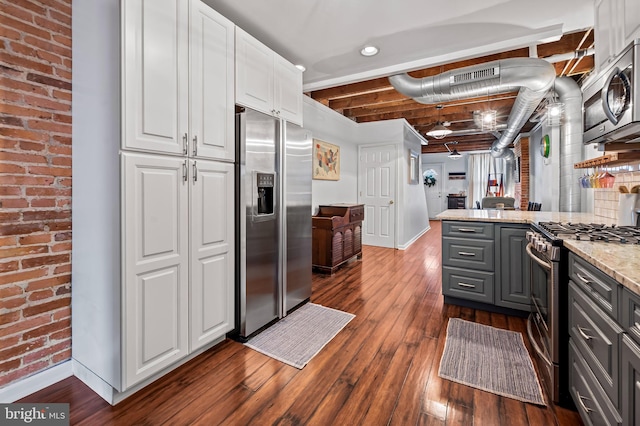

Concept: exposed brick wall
[[0, 0, 72, 388], [513, 136, 530, 210]]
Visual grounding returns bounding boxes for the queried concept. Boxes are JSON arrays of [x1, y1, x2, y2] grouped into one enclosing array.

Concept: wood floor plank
[[18, 221, 583, 426]]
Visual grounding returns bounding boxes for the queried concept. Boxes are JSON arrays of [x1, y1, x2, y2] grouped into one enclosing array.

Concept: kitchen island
[[436, 209, 640, 296]]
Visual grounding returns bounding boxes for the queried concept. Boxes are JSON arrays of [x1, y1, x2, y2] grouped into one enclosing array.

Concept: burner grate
[[538, 222, 640, 244]]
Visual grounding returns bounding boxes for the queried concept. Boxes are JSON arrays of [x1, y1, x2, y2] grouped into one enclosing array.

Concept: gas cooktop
[[536, 222, 640, 244]]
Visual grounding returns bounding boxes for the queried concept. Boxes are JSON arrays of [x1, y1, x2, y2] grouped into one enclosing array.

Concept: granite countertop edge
[[436, 209, 640, 297]]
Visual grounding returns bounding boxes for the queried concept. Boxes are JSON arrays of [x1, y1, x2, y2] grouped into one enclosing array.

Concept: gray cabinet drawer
[[569, 281, 623, 409], [621, 334, 640, 426], [569, 339, 622, 426], [621, 287, 640, 347], [442, 237, 494, 272], [569, 252, 619, 318], [442, 266, 494, 304], [442, 221, 494, 239]]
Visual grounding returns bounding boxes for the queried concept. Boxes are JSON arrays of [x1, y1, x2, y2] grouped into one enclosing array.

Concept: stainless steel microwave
[[583, 39, 640, 145]]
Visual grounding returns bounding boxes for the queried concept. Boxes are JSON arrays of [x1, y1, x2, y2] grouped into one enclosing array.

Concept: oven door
[[526, 242, 562, 402]]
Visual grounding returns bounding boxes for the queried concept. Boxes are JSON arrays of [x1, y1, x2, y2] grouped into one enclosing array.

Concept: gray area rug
[[438, 318, 546, 405], [245, 303, 355, 369]]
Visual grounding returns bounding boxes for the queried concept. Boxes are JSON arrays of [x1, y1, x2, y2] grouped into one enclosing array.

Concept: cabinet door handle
[[183, 133, 188, 155], [457, 228, 476, 233], [458, 282, 476, 289], [193, 161, 197, 182], [458, 251, 476, 257], [182, 160, 187, 182], [575, 391, 593, 414], [193, 135, 197, 156], [576, 272, 592, 285], [577, 326, 594, 341]]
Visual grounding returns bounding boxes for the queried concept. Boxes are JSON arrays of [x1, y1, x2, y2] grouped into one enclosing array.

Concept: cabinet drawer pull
[[575, 391, 593, 414], [577, 326, 594, 341], [576, 272, 592, 285], [458, 251, 476, 257], [457, 282, 475, 289], [457, 228, 476, 233]]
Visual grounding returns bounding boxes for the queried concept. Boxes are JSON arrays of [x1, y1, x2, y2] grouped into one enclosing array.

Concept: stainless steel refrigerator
[[236, 107, 312, 339]]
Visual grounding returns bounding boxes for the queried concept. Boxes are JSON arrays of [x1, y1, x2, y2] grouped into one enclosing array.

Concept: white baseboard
[[397, 224, 431, 250], [0, 361, 73, 403]]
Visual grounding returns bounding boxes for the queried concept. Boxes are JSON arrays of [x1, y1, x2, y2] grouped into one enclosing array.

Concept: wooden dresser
[[312, 204, 364, 273]]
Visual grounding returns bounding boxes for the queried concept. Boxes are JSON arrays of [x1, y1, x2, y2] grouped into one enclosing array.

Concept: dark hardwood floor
[[21, 221, 583, 425]]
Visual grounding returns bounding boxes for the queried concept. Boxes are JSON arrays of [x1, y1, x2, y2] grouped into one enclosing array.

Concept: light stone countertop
[[435, 209, 604, 224], [435, 209, 640, 297], [563, 240, 640, 297]]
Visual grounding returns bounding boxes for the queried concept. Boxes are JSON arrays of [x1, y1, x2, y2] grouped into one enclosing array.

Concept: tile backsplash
[[593, 170, 640, 224]]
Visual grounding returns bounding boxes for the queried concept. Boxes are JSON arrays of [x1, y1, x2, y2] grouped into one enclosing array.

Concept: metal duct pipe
[[389, 58, 556, 158], [555, 77, 583, 212], [543, 48, 595, 64]]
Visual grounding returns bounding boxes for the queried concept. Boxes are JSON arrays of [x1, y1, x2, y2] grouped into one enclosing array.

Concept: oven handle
[[525, 243, 552, 271], [526, 313, 553, 367]]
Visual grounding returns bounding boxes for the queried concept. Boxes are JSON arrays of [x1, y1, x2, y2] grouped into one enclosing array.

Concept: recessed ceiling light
[[360, 45, 379, 57], [295, 64, 306, 72]]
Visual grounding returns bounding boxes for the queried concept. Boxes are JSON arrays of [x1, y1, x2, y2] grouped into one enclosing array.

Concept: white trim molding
[[0, 361, 72, 403]]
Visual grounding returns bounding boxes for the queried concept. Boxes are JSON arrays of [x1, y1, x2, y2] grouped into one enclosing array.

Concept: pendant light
[[426, 105, 452, 139], [444, 141, 462, 159]]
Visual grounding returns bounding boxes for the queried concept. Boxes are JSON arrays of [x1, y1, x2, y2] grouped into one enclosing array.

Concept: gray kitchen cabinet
[[569, 252, 619, 319], [621, 334, 640, 426], [566, 251, 640, 426], [568, 281, 622, 409], [441, 220, 530, 311], [442, 221, 495, 302], [495, 225, 531, 311], [569, 339, 622, 426]]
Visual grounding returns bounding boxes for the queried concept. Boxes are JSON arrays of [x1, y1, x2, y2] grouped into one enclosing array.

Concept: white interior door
[[358, 144, 396, 248], [424, 162, 444, 218]]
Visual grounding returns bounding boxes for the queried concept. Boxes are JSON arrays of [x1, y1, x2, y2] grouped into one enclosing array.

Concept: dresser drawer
[[568, 252, 619, 318], [349, 205, 364, 222], [442, 221, 493, 239], [569, 281, 623, 409], [442, 266, 494, 304], [442, 237, 494, 271], [569, 339, 622, 426], [621, 287, 640, 347]]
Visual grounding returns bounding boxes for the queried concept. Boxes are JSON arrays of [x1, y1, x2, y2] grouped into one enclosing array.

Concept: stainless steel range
[[525, 221, 639, 405]]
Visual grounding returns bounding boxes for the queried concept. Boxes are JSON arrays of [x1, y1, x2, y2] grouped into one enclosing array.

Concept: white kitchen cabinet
[[72, 0, 235, 404], [190, 2, 235, 161], [123, 0, 235, 161], [235, 27, 303, 126], [122, 152, 190, 388], [594, 0, 640, 74], [189, 159, 235, 351]]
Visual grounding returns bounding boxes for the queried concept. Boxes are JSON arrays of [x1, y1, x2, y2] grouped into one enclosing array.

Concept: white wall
[[529, 123, 561, 211], [303, 97, 359, 212], [303, 97, 430, 249]]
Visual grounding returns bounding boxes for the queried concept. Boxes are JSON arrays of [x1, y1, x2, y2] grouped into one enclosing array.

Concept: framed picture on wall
[[313, 139, 340, 180]]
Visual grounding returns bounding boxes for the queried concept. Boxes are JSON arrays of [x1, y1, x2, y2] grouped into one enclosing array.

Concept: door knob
[[389, 200, 394, 205]]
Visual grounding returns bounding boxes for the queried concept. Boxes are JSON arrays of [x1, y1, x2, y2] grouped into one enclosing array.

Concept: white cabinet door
[[595, 0, 617, 73], [274, 55, 303, 126], [123, 0, 189, 155], [235, 27, 274, 115], [622, 0, 640, 47], [122, 153, 189, 389], [189, 159, 235, 351], [190, 1, 235, 161]]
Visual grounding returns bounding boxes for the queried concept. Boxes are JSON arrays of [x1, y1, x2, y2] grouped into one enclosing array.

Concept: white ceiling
[[206, 0, 594, 91]]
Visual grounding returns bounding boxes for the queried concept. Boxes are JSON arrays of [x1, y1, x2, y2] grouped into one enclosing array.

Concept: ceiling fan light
[[426, 122, 452, 139]]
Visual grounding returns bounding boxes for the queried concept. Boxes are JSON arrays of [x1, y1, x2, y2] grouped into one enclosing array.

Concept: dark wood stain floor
[[21, 221, 583, 425]]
